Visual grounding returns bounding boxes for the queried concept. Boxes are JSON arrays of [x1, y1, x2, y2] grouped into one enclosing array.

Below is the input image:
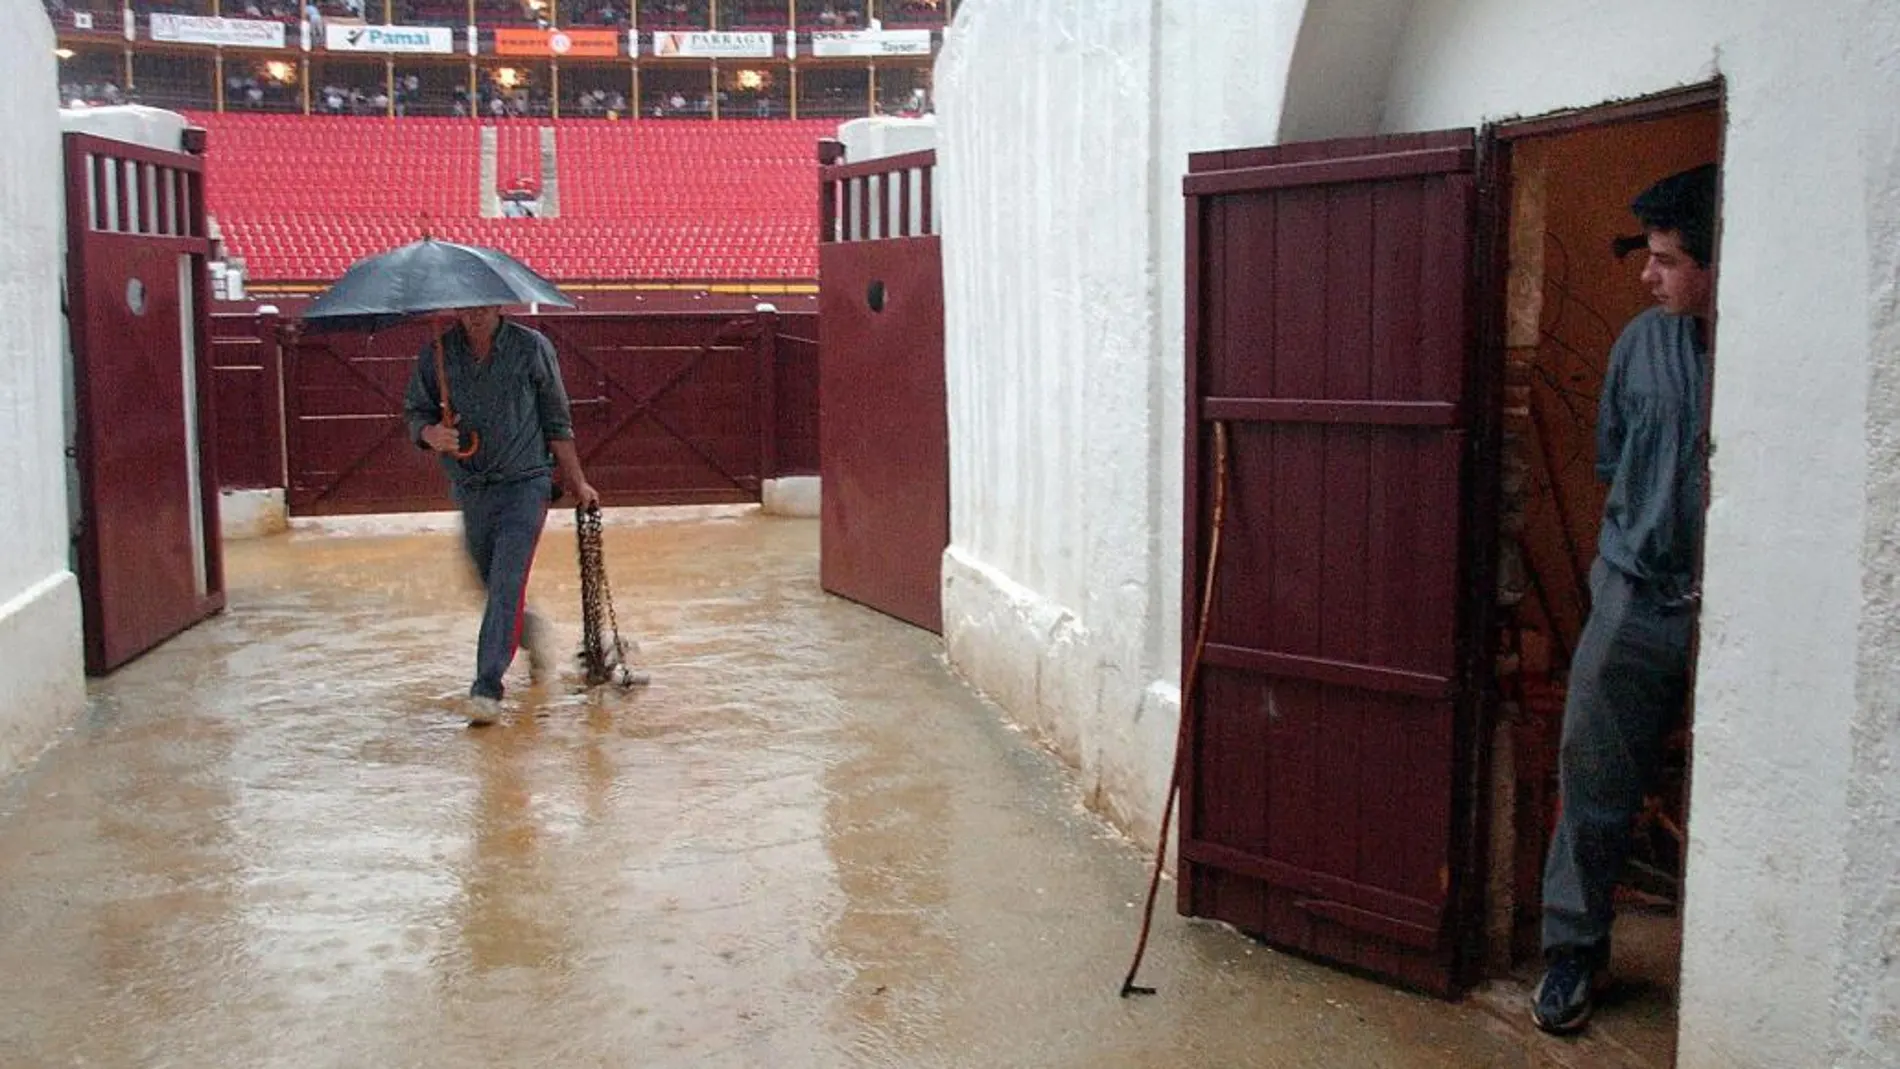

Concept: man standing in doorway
[[404, 306, 600, 726], [1533, 163, 1717, 1035]]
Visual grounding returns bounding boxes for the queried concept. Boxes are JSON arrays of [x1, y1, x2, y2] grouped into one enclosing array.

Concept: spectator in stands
[[404, 306, 599, 727], [62, 82, 118, 108], [638, 0, 703, 28]]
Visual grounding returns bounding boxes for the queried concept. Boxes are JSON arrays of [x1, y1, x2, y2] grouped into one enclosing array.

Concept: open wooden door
[[817, 145, 949, 633], [1178, 130, 1494, 996], [66, 132, 227, 675]]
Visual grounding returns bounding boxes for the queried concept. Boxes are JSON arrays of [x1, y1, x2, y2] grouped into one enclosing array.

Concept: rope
[[1120, 419, 1231, 998], [576, 504, 646, 688]]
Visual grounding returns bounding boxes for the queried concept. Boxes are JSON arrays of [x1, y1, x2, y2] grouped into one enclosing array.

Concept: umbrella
[[300, 236, 574, 333], [300, 237, 574, 459]]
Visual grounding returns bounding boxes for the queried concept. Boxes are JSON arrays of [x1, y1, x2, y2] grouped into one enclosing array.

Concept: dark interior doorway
[[1488, 86, 1723, 1066]]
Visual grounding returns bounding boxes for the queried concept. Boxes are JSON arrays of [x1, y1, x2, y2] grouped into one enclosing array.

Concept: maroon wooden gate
[[817, 143, 948, 633], [65, 131, 226, 674], [283, 312, 788, 515], [540, 314, 774, 507], [210, 309, 287, 490], [1178, 131, 1494, 995]]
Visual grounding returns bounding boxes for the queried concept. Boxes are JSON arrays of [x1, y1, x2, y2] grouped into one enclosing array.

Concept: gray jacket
[[1595, 306, 1710, 604], [403, 319, 575, 495]]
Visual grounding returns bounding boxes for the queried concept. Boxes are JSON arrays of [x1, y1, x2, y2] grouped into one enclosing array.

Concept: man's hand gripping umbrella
[[422, 329, 480, 460]]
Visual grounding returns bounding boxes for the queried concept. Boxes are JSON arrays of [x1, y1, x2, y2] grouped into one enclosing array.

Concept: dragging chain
[[576, 504, 648, 688]]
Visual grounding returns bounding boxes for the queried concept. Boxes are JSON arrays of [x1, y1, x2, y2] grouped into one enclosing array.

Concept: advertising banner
[[649, 31, 774, 58], [150, 13, 288, 48], [495, 27, 621, 57], [324, 24, 454, 53], [809, 29, 931, 57]]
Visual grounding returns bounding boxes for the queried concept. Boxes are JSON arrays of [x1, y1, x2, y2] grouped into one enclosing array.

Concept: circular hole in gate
[[125, 278, 147, 316], [866, 280, 887, 313]]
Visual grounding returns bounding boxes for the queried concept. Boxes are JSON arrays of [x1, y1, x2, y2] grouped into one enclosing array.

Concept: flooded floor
[[0, 509, 1659, 1068]]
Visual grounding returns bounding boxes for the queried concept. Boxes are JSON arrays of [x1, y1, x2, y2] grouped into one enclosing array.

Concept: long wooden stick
[[1120, 419, 1231, 997]]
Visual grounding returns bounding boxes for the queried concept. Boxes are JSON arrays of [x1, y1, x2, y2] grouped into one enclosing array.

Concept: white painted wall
[[835, 116, 940, 242], [1840, 2, 1900, 1065], [221, 488, 290, 538], [57, 103, 189, 151], [1, 0, 87, 779], [836, 114, 936, 161], [936, 0, 1299, 841]]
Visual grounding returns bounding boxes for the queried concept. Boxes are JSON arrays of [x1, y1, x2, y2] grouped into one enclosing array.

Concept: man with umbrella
[[404, 304, 600, 725], [303, 237, 602, 725]]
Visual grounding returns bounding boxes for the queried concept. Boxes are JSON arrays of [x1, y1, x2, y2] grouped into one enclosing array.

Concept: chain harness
[[576, 504, 645, 688]]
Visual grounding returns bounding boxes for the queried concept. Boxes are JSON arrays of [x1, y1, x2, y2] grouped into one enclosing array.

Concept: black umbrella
[[299, 237, 574, 458], [299, 236, 574, 334]]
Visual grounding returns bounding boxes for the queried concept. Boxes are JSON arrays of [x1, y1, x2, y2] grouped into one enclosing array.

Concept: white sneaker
[[466, 695, 503, 726]]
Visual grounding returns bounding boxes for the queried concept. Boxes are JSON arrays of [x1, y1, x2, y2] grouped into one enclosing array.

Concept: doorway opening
[[1484, 85, 1722, 1064]]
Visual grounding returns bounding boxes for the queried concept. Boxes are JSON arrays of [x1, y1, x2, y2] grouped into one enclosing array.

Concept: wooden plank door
[[1178, 130, 1492, 995], [816, 146, 949, 634], [65, 133, 227, 674], [817, 235, 948, 633]]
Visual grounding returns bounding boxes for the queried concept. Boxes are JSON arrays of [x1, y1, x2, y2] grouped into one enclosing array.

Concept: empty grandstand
[[191, 112, 835, 284], [51, 0, 942, 292]]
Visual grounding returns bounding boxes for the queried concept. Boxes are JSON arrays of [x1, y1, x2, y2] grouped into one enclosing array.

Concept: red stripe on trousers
[[508, 504, 549, 658]]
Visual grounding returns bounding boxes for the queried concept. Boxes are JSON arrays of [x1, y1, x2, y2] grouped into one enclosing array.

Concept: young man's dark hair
[[1612, 162, 1718, 265]]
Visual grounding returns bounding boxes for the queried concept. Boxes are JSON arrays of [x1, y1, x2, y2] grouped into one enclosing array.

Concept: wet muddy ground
[[0, 509, 1662, 1068]]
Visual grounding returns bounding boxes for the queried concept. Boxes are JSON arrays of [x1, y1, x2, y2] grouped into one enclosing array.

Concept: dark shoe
[[1531, 949, 1600, 1035]]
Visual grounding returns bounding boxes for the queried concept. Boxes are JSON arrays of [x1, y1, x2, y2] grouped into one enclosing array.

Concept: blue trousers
[[458, 475, 551, 700], [1541, 558, 1694, 957]]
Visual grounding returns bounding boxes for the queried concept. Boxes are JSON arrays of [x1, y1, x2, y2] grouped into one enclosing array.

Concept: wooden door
[[1178, 131, 1492, 995]]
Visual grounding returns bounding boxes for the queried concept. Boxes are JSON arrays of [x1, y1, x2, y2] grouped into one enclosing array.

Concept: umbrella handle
[[432, 332, 481, 461], [430, 418, 481, 460]]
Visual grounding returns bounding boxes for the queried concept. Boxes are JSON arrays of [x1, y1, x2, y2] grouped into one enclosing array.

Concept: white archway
[[1276, 0, 1419, 142]]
